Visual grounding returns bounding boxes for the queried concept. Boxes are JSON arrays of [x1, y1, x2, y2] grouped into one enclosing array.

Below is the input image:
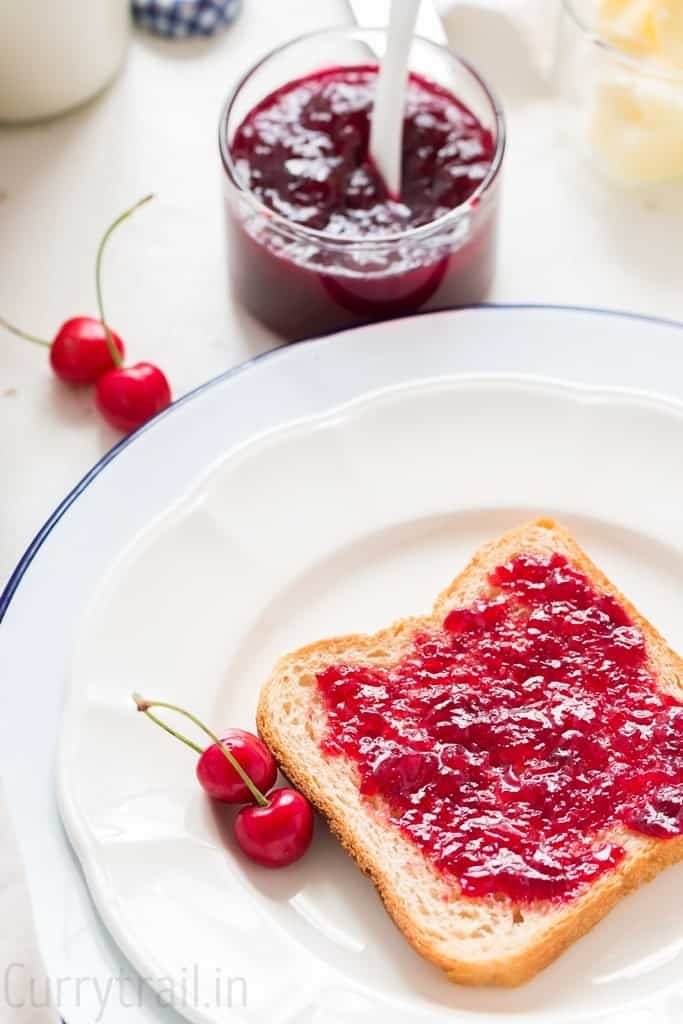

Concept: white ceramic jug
[[0, 0, 130, 123]]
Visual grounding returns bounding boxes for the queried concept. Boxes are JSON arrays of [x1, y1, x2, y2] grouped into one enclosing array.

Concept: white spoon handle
[[369, 0, 420, 199]]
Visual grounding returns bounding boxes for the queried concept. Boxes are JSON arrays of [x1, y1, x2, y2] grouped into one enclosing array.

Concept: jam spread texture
[[317, 553, 683, 903], [231, 66, 495, 236]]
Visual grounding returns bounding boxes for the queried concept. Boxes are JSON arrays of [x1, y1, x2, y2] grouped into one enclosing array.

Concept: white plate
[[59, 379, 683, 1021], [3, 306, 683, 1024]]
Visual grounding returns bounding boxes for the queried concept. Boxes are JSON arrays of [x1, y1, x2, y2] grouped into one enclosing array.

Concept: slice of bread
[[256, 518, 683, 986]]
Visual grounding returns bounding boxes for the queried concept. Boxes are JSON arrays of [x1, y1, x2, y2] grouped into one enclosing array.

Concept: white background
[[2, 0, 682, 587]]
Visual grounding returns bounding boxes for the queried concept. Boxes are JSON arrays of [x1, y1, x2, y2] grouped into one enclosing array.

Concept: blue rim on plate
[[1, 303, 682, 626]]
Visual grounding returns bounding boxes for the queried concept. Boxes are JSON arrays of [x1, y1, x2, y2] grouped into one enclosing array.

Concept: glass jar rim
[[561, 0, 683, 82], [218, 25, 506, 250]]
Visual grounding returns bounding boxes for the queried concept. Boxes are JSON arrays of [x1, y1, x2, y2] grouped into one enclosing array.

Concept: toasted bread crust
[[257, 518, 683, 986]]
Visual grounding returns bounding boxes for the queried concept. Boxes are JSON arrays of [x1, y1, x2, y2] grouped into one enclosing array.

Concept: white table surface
[[2, 0, 683, 590], [1, 9, 683, 1022]]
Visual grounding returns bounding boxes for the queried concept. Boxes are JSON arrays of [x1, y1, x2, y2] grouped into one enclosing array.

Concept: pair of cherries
[[133, 694, 314, 868], [1, 195, 171, 434]]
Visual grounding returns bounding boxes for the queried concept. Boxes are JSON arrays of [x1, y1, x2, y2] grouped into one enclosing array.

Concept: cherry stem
[[0, 316, 50, 348], [95, 194, 155, 370], [132, 699, 204, 755], [132, 693, 270, 807]]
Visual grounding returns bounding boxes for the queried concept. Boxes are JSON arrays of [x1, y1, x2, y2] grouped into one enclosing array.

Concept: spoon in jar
[[368, 0, 421, 199]]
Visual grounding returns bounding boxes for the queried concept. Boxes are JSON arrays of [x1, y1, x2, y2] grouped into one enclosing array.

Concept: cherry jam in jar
[[219, 29, 505, 340]]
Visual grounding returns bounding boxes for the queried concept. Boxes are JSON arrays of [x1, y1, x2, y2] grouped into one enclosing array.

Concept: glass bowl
[[219, 26, 505, 340], [555, 0, 683, 186]]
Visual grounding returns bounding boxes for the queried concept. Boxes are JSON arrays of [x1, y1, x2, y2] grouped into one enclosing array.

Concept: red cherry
[[50, 317, 125, 384], [196, 729, 277, 804], [1, 196, 156, 391], [0, 314, 124, 385], [133, 695, 315, 870], [95, 361, 171, 433], [91, 197, 171, 433], [235, 788, 314, 868]]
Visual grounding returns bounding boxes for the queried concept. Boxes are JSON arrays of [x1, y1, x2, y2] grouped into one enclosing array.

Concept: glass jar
[[555, 0, 683, 187], [219, 27, 505, 340]]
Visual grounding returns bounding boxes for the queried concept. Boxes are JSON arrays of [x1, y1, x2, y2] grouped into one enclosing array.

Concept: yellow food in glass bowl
[[591, 0, 683, 183]]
